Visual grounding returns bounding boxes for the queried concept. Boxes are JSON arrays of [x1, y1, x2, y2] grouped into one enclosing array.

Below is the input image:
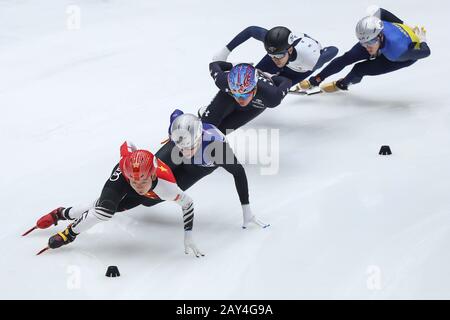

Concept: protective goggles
[[361, 37, 380, 47], [268, 50, 288, 59], [231, 88, 256, 100]]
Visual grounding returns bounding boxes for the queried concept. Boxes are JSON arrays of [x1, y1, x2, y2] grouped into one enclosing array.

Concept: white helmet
[[355, 16, 384, 43], [170, 113, 203, 154]]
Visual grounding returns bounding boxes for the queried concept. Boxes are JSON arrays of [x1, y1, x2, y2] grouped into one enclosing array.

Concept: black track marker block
[[106, 266, 120, 277], [379, 145, 392, 155]]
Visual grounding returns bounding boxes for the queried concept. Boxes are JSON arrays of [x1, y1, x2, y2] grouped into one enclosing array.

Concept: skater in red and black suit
[[25, 141, 204, 257]]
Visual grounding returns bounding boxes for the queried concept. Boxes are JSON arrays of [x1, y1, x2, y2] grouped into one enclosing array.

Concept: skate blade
[[289, 87, 322, 95], [22, 226, 37, 237], [36, 247, 50, 256]]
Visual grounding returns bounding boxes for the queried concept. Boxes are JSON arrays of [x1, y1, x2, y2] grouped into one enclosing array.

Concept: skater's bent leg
[[314, 43, 370, 83], [280, 68, 312, 85], [313, 46, 339, 71], [62, 200, 97, 221], [62, 163, 126, 221], [70, 187, 120, 234], [342, 56, 416, 86], [71, 164, 131, 235], [201, 91, 237, 127], [117, 195, 147, 212], [218, 108, 265, 134], [175, 165, 218, 191]]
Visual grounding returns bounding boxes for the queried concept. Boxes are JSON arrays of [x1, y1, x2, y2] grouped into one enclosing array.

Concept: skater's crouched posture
[[212, 25, 338, 86], [151, 110, 269, 229], [28, 141, 204, 257], [299, 7, 431, 92], [201, 62, 292, 134]]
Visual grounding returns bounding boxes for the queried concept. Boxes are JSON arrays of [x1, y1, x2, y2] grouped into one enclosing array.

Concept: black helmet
[[264, 26, 294, 54]]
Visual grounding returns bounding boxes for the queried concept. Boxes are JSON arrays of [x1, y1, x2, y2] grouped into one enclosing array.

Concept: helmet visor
[[231, 90, 254, 99], [268, 50, 288, 59], [361, 36, 380, 48]]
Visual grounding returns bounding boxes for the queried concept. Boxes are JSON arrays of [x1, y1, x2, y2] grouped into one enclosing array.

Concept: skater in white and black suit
[[212, 25, 338, 87]]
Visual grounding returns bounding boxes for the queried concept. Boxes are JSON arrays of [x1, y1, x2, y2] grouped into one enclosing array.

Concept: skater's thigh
[[218, 108, 266, 133], [202, 91, 236, 127], [354, 56, 416, 76], [117, 195, 145, 212], [97, 164, 133, 213], [175, 165, 218, 191]]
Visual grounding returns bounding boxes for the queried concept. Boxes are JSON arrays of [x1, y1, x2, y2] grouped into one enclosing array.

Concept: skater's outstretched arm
[[374, 8, 404, 24], [209, 141, 269, 229], [209, 61, 233, 92], [153, 176, 204, 257], [226, 26, 268, 51], [212, 26, 268, 61], [210, 141, 249, 205]]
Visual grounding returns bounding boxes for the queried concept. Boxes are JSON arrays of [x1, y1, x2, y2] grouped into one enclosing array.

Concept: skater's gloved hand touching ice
[[184, 231, 205, 258]]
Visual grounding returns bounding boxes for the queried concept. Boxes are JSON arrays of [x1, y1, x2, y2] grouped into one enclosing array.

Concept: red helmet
[[120, 150, 157, 181]]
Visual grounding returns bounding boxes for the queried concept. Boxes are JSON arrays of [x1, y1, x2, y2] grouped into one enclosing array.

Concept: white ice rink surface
[[1, 0, 450, 299]]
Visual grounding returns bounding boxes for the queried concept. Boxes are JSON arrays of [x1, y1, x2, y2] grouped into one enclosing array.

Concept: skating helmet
[[170, 113, 203, 157], [227, 63, 257, 97], [264, 26, 297, 56], [120, 150, 157, 181], [355, 16, 384, 44]]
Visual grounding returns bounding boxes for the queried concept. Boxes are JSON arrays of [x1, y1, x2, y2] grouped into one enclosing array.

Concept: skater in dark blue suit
[[299, 7, 431, 93]]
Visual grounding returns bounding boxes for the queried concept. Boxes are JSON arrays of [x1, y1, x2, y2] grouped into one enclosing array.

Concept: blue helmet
[[227, 63, 257, 94]]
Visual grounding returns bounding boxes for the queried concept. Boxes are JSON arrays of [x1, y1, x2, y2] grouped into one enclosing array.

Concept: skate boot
[[320, 79, 348, 93], [22, 207, 67, 236], [291, 75, 323, 92], [48, 225, 77, 249], [298, 79, 312, 90]]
